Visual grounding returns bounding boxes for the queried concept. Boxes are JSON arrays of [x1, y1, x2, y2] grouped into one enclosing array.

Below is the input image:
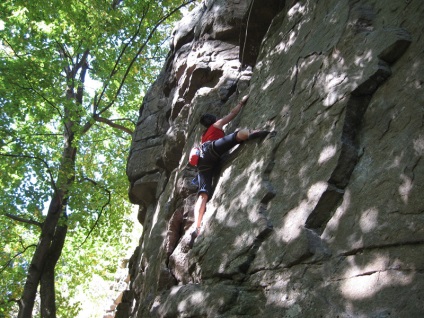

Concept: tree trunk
[[18, 49, 87, 318], [18, 192, 65, 318], [18, 135, 76, 318], [40, 219, 68, 318]]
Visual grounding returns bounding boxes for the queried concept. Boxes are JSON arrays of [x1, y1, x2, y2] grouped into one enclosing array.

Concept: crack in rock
[[306, 27, 411, 235]]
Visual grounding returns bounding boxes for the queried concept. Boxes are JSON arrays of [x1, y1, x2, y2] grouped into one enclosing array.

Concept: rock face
[[123, 0, 424, 317]]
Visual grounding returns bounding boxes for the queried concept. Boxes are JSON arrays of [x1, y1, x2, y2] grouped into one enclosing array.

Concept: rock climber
[[191, 95, 270, 244]]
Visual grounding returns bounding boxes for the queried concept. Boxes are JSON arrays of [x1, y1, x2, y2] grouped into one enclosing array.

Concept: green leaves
[[1, 0, 201, 315]]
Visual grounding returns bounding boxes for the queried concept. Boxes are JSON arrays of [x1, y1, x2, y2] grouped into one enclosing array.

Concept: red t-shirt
[[201, 125, 224, 143]]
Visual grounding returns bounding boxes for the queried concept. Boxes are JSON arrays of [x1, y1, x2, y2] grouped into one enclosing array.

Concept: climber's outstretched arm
[[213, 95, 249, 129]]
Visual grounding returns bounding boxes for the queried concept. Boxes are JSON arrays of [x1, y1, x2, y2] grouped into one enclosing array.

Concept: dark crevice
[[238, 219, 274, 275], [180, 67, 224, 104], [306, 27, 412, 235], [291, 52, 324, 95], [340, 240, 424, 257], [306, 94, 382, 233], [240, 0, 286, 68]]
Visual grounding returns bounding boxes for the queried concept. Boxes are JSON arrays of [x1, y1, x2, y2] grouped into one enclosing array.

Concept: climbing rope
[[240, 0, 256, 70]]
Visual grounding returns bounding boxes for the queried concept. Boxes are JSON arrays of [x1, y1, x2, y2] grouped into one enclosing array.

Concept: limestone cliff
[[122, 0, 424, 317]]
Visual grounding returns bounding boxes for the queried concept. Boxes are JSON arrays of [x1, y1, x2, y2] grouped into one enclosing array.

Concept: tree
[[0, 0, 198, 316]]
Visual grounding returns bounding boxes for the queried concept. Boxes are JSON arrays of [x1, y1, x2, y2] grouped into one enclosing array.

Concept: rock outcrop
[[123, 0, 424, 317]]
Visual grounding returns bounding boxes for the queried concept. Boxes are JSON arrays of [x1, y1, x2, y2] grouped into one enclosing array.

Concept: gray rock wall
[[123, 0, 424, 317]]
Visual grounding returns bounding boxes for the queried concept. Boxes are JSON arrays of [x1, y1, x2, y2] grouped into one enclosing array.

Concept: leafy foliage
[[0, 0, 199, 316]]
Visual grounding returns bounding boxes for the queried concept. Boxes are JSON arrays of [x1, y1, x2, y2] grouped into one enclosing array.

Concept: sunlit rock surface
[[122, 0, 424, 317]]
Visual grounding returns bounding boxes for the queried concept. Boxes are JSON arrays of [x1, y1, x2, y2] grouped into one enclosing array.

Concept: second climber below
[[191, 94, 271, 245]]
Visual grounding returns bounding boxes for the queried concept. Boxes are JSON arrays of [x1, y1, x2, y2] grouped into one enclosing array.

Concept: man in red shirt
[[191, 95, 270, 245]]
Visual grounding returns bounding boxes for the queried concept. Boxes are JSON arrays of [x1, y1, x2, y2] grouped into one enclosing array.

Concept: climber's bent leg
[[194, 192, 208, 234], [187, 192, 208, 249], [236, 129, 249, 142], [195, 168, 214, 234], [213, 131, 244, 156]]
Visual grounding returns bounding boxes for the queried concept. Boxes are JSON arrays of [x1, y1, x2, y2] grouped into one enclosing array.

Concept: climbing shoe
[[248, 130, 271, 140]]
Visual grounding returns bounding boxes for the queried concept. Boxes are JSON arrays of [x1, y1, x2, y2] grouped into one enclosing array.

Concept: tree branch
[[93, 115, 133, 134], [0, 244, 37, 274], [110, 117, 137, 125], [9, 73, 63, 119], [75, 49, 90, 106], [78, 177, 111, 247], [0, 152, 57, 192], [96, 0, 197, 117], [93, 4, 150, 115], [82, 1, 196, 135], [5, 213, 43, 228], [3, 38, 64, 118], [75, 49, 90, 73]]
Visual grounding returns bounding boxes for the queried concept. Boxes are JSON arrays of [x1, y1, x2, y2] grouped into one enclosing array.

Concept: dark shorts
[[197, 132, 240, 198]]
